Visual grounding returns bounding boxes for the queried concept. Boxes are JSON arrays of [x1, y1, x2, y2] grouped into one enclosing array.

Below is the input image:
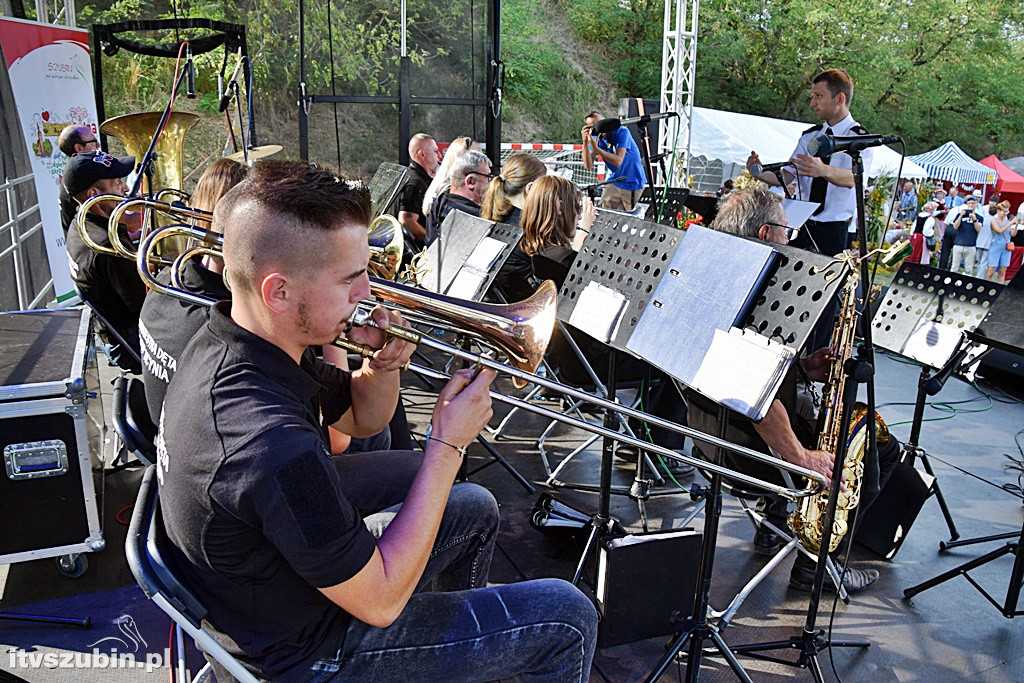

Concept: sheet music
[[902, 320, 962, 368], [464, 237, 506, 271], [781, 199, 820, 229], [568, 281, 627, 343], [447, 269, 488, 300], [690, 327, 794, 421]]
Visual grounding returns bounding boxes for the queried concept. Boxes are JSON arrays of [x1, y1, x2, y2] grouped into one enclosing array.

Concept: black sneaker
[[789, 562, 879, 594], [753, 524, 784, 556]]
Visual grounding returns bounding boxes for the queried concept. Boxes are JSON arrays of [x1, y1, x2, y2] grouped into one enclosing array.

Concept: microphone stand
[[580, 176, 626, 203], [729, 150, 876, 681], [772, 170, 794, 200], [129, 62, 191, 199]]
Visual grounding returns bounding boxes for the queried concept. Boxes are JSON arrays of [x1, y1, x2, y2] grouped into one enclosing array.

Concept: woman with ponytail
[[483, 154, 548, 301]]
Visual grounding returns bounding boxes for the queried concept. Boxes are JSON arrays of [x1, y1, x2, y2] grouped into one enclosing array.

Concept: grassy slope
[[501, 0, 620, 142]]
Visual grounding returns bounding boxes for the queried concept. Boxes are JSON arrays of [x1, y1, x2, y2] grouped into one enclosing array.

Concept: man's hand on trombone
[[347, 304, 417, 373]]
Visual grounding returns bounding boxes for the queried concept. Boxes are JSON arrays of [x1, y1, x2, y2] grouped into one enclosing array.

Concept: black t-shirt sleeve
[[217, 426, 377, 589], [398, 182, 424, 217], [311, 357, 353, 425]]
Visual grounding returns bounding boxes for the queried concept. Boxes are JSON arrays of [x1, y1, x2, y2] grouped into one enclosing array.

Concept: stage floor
[[1, 348, 1022, 682]]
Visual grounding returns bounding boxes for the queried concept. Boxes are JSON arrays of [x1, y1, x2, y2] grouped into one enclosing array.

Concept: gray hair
[[712, 188, 786, 239], [450, 150, 491, 188]]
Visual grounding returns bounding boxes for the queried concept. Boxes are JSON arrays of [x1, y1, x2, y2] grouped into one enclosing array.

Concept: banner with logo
[[1, 17, 99, 303]]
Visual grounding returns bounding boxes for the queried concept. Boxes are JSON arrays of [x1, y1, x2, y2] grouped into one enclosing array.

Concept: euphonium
[[788, 266, 890, 555]]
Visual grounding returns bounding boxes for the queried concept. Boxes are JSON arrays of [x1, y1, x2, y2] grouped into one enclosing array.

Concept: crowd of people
[[886, 182, 1023, 283]]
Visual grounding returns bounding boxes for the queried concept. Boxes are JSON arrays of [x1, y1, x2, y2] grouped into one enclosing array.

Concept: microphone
[[749, 160, 793, 177], [807, 133, 902, 158], [592, 111, 678, 135], [218, 54, 244, 113], [184, 46, 196, 99], [923, 344, 971, 396]]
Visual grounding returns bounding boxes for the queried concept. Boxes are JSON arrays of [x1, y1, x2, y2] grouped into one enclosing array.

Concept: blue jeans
[[308, 483, 597, 682]]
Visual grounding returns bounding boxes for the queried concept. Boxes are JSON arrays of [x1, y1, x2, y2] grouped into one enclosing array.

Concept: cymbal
[[226, 144, 283, 163]]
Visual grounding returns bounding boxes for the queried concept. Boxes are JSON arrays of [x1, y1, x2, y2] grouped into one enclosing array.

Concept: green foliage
[[561, 0, 662, 98], [501, 0, 603, 140]]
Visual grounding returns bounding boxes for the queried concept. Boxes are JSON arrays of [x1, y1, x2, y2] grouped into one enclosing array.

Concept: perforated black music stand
[[903, 271, 1024, 617], [554, 211, 690, 528], [871, 263, 1001, 543], [417, 211, 522, 299], [639, 238, 851, 683]]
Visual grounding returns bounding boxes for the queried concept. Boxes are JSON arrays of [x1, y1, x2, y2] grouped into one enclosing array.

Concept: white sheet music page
[[464, 236, 506, 271], [568, 281, 628, 343], [446, 269, 488, 300], [690, 327, 794, 421], [901, 320, 962, 369]]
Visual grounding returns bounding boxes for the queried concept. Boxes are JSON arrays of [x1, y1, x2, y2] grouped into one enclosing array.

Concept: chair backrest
[[73, 285, 142, 367], [111, 377, 157, 465], [125, 466, 207, 627], [126, 466, 260, 683]]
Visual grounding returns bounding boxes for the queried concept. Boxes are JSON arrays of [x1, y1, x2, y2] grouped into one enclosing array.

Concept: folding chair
[[111, 376, 157, 467], [126, 466, 259, 683]]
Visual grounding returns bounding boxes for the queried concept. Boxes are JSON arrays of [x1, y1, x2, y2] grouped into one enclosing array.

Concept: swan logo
[[87, 614, 148, 653]]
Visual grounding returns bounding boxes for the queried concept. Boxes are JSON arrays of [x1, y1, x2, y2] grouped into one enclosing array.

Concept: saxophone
[[788, 265, 890, 555]]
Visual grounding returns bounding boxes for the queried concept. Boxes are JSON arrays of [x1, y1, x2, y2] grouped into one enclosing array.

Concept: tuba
[[367, 214, 404, 281], [101, 111, 199, 256], [788, 262, 890, 555]]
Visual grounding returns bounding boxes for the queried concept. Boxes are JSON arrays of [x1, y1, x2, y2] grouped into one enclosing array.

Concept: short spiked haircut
[[218, 160, 371, 294]]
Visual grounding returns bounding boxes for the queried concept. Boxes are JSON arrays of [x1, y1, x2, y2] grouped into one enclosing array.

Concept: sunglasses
[[467, 171, 496, 181]]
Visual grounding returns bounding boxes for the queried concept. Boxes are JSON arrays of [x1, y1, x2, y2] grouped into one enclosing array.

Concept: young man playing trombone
[[155, 160, 597, 682]]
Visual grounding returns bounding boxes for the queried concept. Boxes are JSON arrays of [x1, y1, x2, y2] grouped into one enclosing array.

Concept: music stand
[[903, 271, 1024, 617], [640, 186, 721, 228], [406, 211, 533, 493], [635, 236, 849, 682], [871, 263, 1000, 543], [554, 211, 690, 535], [417, 211, 522, 299], [367, 162, 410, 218]]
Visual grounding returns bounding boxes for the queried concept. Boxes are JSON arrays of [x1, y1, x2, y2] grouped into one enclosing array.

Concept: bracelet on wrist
[[427, 435, 468, 459]]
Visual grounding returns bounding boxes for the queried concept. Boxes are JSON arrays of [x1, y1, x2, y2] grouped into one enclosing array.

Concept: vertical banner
[[0, 17, 99, 303]]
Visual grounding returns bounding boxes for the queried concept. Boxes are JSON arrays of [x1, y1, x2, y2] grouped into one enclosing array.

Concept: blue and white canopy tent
[[907, 141, 997, 199]]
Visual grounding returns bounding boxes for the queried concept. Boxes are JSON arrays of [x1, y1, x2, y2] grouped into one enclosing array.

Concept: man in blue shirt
[[581, 110, 648, 211]]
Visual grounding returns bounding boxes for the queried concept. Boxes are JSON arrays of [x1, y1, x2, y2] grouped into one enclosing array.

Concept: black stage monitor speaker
[[855, 459, 935, 559]]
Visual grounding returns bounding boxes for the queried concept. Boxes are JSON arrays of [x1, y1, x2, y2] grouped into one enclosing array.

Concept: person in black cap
[[64, 150, 145, 372], [57, 124, 100, 235]]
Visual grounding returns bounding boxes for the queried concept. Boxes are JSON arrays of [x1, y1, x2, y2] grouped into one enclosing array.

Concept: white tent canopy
[[685, 106, 928, 186], [907, 141, 997, 185]]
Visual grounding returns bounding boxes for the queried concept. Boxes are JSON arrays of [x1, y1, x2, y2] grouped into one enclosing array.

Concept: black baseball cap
[[63, 150, 135, 196]]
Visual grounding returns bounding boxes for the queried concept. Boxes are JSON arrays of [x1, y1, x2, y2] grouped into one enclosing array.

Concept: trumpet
[[137, 222, 827, 501]]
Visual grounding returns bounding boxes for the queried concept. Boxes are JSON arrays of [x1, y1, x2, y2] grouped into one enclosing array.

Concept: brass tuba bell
[[101, 111, 199, 257]]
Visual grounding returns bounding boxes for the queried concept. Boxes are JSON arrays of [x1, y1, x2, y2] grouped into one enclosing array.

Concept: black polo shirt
[[157, 302, 375, 681], [65, 209, 146, 345], [426, 193, 481, 245], [138, 257, 231, 424], [397, 161, 432, 237]]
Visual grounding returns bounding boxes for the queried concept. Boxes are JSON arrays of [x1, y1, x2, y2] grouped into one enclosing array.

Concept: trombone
[[75, 194, 213, 263], [137, 222, 828, 502]]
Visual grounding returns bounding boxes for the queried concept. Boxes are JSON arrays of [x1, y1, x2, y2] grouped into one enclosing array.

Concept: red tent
[[979, 155, 1024, 211]]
